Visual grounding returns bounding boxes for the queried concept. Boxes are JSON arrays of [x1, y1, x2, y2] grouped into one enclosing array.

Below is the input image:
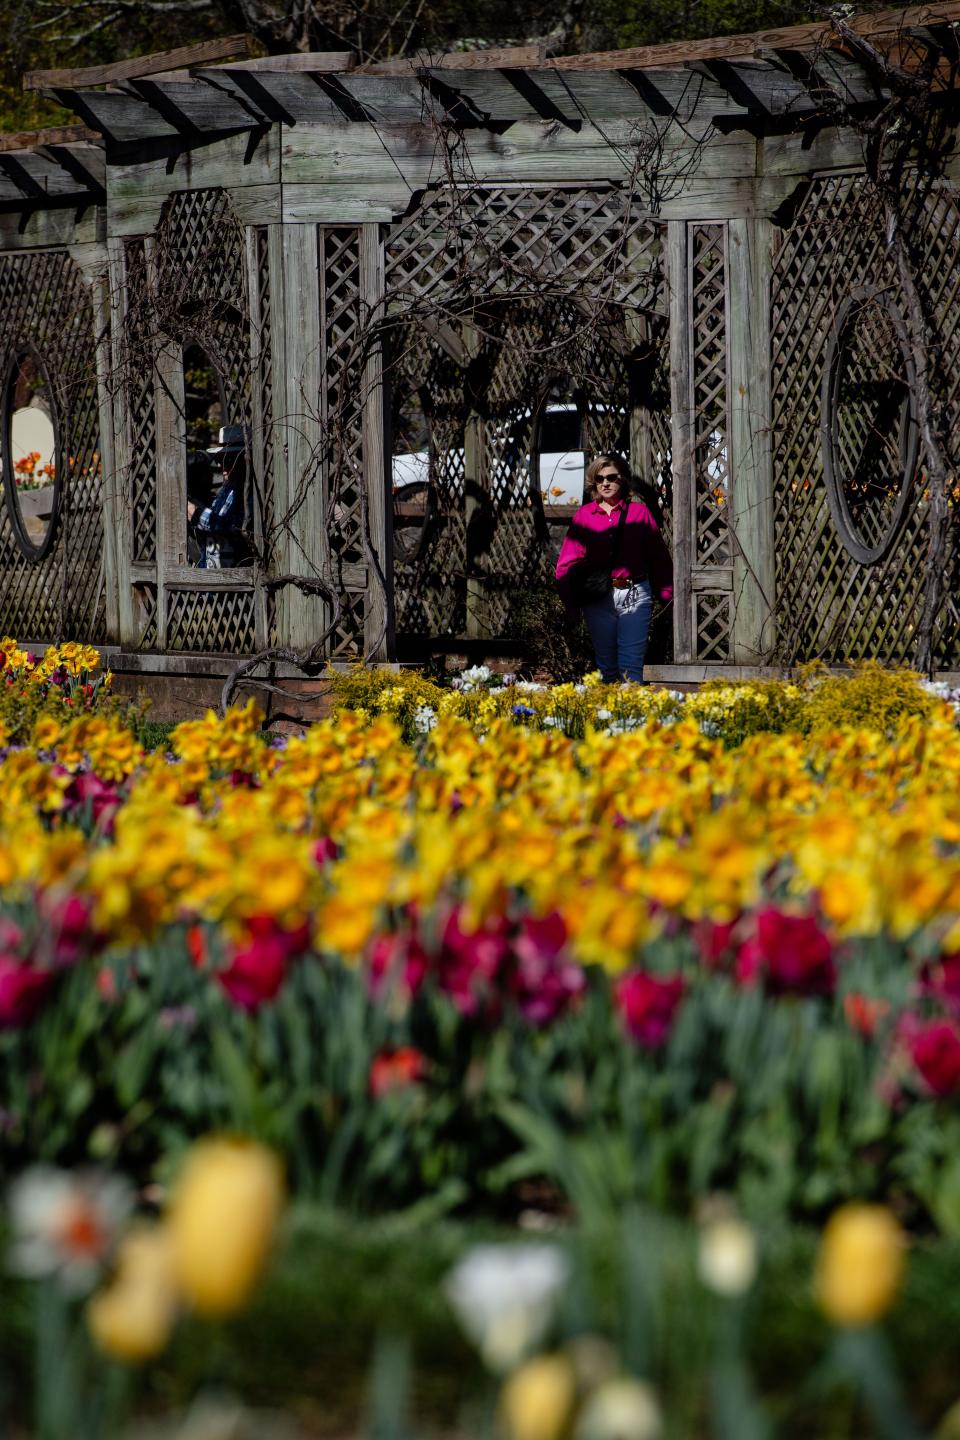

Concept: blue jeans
[[582, 582, 653, 682]]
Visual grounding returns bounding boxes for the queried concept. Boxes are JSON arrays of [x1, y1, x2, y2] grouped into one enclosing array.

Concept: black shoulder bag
[[570, 502, 629, 606]]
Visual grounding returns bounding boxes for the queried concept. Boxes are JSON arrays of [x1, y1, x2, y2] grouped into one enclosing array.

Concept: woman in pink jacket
[[555, 454, 673, 683]]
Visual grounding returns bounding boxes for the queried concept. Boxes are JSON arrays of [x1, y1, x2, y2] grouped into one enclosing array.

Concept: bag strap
[[609, 500, 629, 566]]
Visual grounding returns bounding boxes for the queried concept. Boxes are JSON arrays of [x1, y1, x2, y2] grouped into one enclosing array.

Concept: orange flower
[[370, 1046, 427, 1097], [185, 925, 207, 969], [843, 992, 890, 1038]]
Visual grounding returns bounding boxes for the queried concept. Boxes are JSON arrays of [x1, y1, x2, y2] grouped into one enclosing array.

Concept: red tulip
[[735, 907, 834, 996], [614, 970, 685, 1049]]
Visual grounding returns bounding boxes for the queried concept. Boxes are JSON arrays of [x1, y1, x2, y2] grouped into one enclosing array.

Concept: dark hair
[[584, 453, 633, 502]]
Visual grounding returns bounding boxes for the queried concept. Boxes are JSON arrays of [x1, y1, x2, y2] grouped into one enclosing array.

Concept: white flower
[[413, 705, 437, 733], [514, 681, 545, 693], [444, 1243, 570, 1373], [697, 1215, 758, 1297], [542, 716, 560, 728], [461, 665, 493, 685], [595, 709, 612, 721], [574, 1378, 663, 1440], [8, 1167, 133, 1294]]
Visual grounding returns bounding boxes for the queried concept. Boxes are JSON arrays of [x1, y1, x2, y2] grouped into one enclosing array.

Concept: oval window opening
[[3, 350, 60, 560], [822, 289, 919, 565]]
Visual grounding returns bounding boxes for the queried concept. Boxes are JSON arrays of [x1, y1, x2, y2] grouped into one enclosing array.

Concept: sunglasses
[[596, 473, 621, 483]]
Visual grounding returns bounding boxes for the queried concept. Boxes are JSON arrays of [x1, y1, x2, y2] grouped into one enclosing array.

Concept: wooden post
[[272, 222, 326, 651], [70, 243, 121, 643], [360, 223, 394, 660], [667, 220, 695, 662], [727, 216, 776, 664]]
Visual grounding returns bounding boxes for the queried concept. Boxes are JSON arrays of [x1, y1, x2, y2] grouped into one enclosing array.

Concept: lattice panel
[[154, 189, 252, 431], [0, 250, 105, 642], [390, 327, 468, 637], [329, 589, 365, 660], [321, 226, 366, 654], [386, 190, 669, 642], [646, 330, 674, 546], [696, 592, 732, 660], [124, 240, 158, 565], [166, 588, 256, 653], [386, 186, 663, 314], [771, 173, 960, 665], [254, 226, 275, 562], [132, 582, 158, 651], [691, 224, 731, 571]]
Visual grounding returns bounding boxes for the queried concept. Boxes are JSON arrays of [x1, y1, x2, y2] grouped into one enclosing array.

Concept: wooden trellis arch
[[384, 182, 671, 642]]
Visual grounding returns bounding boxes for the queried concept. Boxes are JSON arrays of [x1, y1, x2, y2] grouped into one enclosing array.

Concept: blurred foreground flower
[[169, 1137, 284, 1317], [445, 1243, 570, 1372], [575, 1378, 663, 1440], [816, 1203, 905, 1326], [87, 1226, 178, 1362], [500, 1354, 576, 1440], [697, 1206, 757, 1297], [8, 1167, 132, 1294]]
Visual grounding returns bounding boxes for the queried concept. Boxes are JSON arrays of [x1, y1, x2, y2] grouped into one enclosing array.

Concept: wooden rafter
[[546, 0, 960, 70], [23, 33, 255, 92]]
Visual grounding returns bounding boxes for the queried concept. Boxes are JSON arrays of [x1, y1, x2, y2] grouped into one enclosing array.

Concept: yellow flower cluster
[[0, 645, 958, 970]]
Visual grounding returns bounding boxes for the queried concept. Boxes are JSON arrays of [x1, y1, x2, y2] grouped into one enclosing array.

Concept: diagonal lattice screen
[[385, 184, 669, 641], [772, 173, 960, 666], [0, 251, 104, 642]]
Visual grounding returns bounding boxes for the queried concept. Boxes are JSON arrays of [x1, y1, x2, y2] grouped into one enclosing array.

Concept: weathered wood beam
[[0, 147, 104, 204], [0, 205, 102, 249], [123, 78, 263, 135], [44, 88, 181, 142], [24, 34, 255, 91], [37, 142, 105, 193], [545, 0, 960, 70], [279, 118, 750, 190], [191, 69, 305, 124], [360, 43, 547, 73], [204, 51, 355, 74], [0, 123, 100, 152], [106, 128, 281, 206]]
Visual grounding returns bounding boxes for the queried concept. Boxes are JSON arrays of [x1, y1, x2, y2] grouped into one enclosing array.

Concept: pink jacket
[[555, 499, 674, 613]]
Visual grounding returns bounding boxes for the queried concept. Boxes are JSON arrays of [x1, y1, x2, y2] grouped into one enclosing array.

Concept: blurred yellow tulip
[[500, 1355, 576, 1440], [815, 1203, 905, 1326], [87, 1226, 178, 1364], [168, 1137, 284, 1317]]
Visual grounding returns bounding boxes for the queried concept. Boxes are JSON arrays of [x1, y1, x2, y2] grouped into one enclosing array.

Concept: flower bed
[[0, 647, 956, 1224], [5, 644, 960, 1433]]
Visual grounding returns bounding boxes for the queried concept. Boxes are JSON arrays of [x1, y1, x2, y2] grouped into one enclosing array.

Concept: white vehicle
[[391, 403, 620, 511]]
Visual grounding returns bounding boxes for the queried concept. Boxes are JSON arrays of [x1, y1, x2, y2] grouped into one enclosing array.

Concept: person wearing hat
[[196, 425, 252, 569]]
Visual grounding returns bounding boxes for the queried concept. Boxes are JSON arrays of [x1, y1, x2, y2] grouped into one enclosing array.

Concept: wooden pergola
[[0, 2, 959, 691]]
